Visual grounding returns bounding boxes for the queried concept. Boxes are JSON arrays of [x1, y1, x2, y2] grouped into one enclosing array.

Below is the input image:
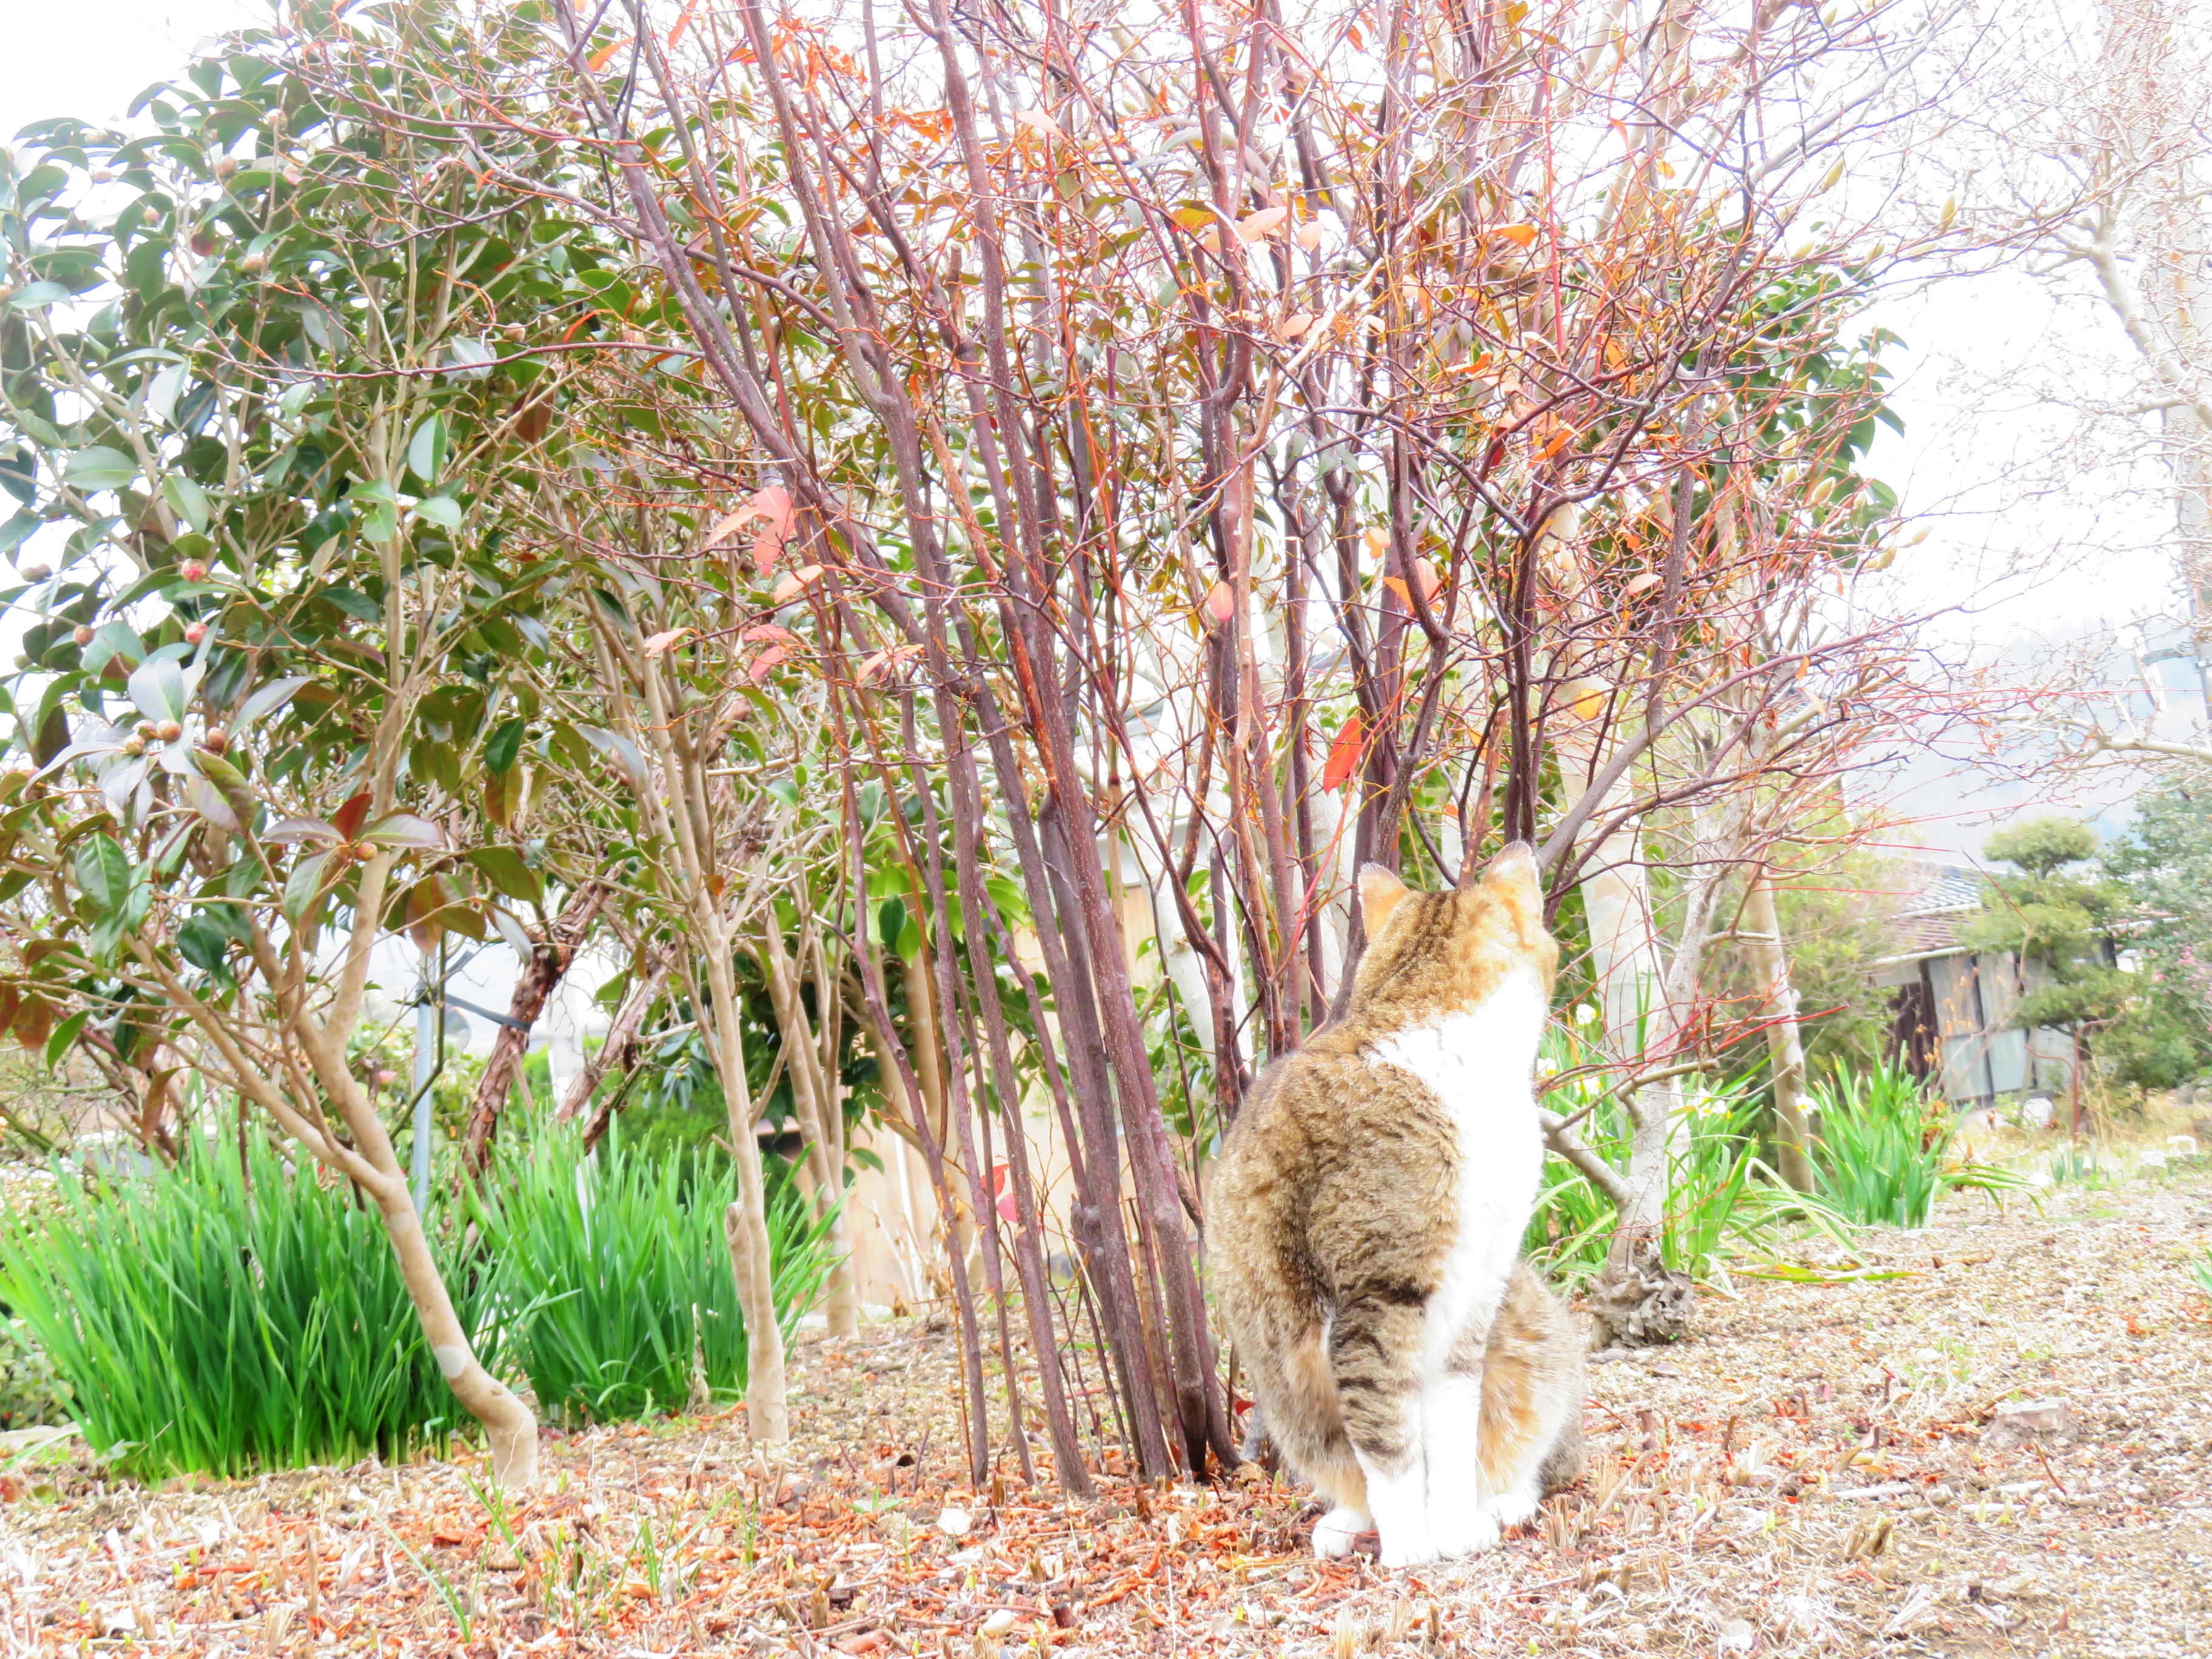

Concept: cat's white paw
[[1428, 1498, 1501, 1559], [1378, 1520, 1441, 1569], [1311, 1506, 1369, 1560], [1484, 1484, 1541, 1532]]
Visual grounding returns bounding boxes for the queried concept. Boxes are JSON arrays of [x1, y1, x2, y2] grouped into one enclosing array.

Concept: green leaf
[[407, 413, 448, 485], [468, 845, 541, 905], [361, 813, 444, 850], [44, 1008, 90, 1069], [483, 716, 526, 774], [190, 751, 256, 830], [412, 494, 463, 532], [235, 675, 311, 726], [80, 621, 147, 678], [175, 914, 232, 977], [184, 773, 242, 833], [65, 447, 139, 492], [488, 905, 533, 958], [74, 833, 133, 916], [127, 657, 186, 722], [7, 281, 70, 310], [315, 586, 381, 621], [162, 474, 212, 534], [283, 850, 332, 922], [0, 511, 39, 555]]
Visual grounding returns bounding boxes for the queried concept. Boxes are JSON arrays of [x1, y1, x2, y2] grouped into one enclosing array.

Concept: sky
[[3, 0, 2191, 871]]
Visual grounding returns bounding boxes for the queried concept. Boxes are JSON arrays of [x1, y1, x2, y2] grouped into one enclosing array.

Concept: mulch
[[4, 1136, 2209, 1658]]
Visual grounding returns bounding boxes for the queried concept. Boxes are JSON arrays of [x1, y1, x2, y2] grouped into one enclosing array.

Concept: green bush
[[1808, 1060, 2021, 1226], [0, 1137, 494, 1478], [470, 1121, 836, 1424]]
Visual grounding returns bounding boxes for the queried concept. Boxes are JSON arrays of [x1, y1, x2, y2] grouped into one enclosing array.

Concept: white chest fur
[[1367, 970, 1546, 1370]]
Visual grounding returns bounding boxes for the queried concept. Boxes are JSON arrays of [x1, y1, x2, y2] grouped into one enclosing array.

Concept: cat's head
[[1347, 843, 1558, 1023]]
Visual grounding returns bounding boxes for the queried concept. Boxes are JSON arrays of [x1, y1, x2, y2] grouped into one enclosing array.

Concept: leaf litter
[[3, 1161, 2210, 1657]]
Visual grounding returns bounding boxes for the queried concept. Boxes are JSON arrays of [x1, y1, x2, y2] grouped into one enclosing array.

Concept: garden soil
[[2, 1157, 2208, 1658]]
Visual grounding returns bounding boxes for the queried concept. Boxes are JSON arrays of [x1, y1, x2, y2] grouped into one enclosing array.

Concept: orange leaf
[[1382, 576, 1413, 608], [1623, 571, 1663, 597], [857, 643, 921, 683], [1202, 580, 1236, 627], [1013, 108, 1064, 139], [771, 564, 824, 605], [1276, 312, 1316, 341], [748, 484, 796, 538], [587, 36, 631, 73], [1413, 557, 1441, 605], [1496, 223, 1538, 247], [751, 528, 783, 574], [643, 628, 689, 657], [666, 0, 699, 49], [1295, 221, 1325, 250], [1238, 206, 1289, 241], [1561, 677, 1609, 720], [706, 484, 796, 552], [744, 624, 798, 644], [1321, 715, 1366, 792], [748, 645, 789, 683]]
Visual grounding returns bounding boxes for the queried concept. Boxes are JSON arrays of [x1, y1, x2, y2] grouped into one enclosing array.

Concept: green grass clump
[[470, 1121, 836, 1425], [1808, 1060, 2022, 1227], [0, 1136, 491, 1478], [1524, 1036, 1846, 1287]]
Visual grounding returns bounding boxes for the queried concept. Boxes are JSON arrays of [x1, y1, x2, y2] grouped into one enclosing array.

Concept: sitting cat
[[1208, 846, 1580, 1566]]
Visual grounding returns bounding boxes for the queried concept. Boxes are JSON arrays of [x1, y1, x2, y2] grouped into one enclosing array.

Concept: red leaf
[[1202, 580, 1235, 628], [332, 791, 374, 843], [1321, 715, 1366, 792], [748, 645, 789, 683]]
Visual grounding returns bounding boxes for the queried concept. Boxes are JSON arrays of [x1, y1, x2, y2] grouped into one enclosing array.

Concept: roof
[[1890, 862, 1986, 960]]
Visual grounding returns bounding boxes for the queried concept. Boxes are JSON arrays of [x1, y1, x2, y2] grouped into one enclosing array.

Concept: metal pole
[[412, 945, 434, 1212]]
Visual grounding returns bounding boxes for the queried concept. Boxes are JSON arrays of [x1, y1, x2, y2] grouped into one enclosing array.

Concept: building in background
[[1878, 861, 2078, 1105]]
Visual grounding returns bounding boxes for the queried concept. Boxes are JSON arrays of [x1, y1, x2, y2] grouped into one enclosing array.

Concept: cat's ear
[[1359, 863, 1410, 930], [1481, 840, 1540, 896]]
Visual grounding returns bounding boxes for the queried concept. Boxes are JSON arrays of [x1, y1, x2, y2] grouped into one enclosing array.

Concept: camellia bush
[[0, 18, 638, 1480]]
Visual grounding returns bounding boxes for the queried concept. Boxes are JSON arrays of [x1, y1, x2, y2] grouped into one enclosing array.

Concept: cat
[[1207, 845, 1581, 1566]]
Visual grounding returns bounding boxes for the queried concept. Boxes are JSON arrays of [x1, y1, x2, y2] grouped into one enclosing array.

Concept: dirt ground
[[2, 1140, 2208, 1659]]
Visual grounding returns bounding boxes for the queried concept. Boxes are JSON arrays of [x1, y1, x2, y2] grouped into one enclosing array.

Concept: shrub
[[1808, 1060, 2022, 1226], [0, 1136, 494, 1478], [470, 1121, 836, 1424]]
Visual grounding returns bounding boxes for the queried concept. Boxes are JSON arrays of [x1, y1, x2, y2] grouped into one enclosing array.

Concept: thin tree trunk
[[563, 947, 673, 1151], [699, 943, 789, 1443], [461, 881, 607, 1177], [1740, 871, 1817, 1192], [372, 1176, 539, 1483], [757, 916, 860, 1337], [1577, 807, 1695, 1347]]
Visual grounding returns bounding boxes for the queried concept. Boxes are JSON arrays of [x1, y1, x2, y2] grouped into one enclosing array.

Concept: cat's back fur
[[1208, 846, 1577, 1564]]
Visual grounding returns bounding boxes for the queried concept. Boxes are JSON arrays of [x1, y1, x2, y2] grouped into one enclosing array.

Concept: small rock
[[1718, 1617, 1755, 1652], [1928, 1483, 1957, 1505], [1983, 1397, 2070, 1450], [938, 1506, 973, 1538], [979, 1609, 1018, 1637]]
